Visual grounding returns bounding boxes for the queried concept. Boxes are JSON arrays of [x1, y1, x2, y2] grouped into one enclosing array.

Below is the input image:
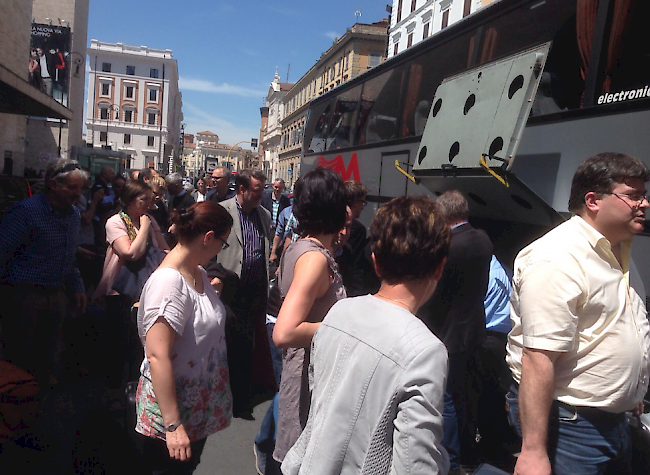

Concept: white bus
[[301, 0, 650, 293]]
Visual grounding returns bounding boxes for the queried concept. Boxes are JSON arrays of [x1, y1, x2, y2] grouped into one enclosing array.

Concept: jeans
[[255, 322, 283, 452], [506, 383, 632, 475]]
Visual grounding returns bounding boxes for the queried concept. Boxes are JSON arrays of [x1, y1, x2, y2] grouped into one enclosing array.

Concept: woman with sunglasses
[[136, 201, 234, 474]]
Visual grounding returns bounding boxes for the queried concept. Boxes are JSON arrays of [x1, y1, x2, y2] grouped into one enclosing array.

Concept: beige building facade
[[182, 130, 252, 177], [277, 20, 389, 187], [259, 71, 292, 181]]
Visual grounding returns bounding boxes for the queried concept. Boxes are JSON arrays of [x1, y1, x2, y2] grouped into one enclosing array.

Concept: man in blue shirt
[[477, 254, 516, 461], [0, 159, 86, 385]]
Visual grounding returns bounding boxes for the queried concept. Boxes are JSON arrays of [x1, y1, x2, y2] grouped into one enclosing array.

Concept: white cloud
[[179, 77, 265, 98], [182, 103, 259, 148], [325, 31, 340, 41]]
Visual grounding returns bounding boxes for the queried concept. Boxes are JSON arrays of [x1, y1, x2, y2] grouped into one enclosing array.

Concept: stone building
[[85, 40, 183, 172], [182, 131, 251, 177], [0, 0, 85, 175], [387, 0, 497, 58], [259, 70, 292, 181]]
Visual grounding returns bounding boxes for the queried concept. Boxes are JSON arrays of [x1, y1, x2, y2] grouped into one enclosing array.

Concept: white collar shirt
[[506, 216, 650, 412]]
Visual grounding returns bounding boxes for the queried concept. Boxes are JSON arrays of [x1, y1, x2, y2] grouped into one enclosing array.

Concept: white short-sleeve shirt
[[506, 216, 650, 413], [135, 267, 232, 441]]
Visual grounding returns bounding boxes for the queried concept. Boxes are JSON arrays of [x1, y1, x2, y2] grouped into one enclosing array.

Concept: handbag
[[112, 244, 167, 302], [0, 361, 41, 443], [111, 212, 166, 302]]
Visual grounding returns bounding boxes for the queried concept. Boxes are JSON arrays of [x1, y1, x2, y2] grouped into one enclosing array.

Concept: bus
[[301, 0, 650, 288]]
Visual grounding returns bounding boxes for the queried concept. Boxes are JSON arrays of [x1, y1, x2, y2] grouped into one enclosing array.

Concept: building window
[[411, 0, 417, 13], [101, 83, 110, 96], [442, 9, 449, 29], [423, 22, 429, 39], [397, 0, 403, 23], [394, 43, 399, 56], [369, 52, 382, 68], [102, 62, 111, 72], [150, 68, 159, 78], [147, 136, 155, 147], [126, 65, 136, 75], [463, 0, 472, 17], [407, 33, 414, 48], [149, 88, 158, 102], [100, 131, 107, 142], [148, 112, 156, 125], [124, 134, 131, 144], [125, 85, 134, 99], [100, 107, 109, 120], [124, 110, 133, 122]]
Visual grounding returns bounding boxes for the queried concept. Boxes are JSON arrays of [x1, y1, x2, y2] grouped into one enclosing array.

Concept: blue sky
[[87, 0, 389, 148]]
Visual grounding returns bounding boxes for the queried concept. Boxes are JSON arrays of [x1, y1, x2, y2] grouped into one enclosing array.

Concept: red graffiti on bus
[[316, 153, 360, 182]]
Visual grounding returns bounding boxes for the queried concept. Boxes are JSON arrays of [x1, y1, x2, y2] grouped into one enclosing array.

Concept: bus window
[[326, 84, 362, 151], [355, 65, 407, 146], [305, 100, 332, 153], [596, 1, 650, 105], [401, 31, 476, 138], [477, 0, 581, 115]]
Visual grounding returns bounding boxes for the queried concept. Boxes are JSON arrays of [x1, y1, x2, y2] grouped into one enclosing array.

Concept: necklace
[[374, 293, 414, 314]]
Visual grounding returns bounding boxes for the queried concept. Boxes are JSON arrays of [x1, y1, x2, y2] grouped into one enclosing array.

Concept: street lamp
[[226, 138, 258, 171]]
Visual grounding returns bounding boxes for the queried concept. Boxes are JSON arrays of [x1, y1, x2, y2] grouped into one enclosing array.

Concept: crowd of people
[[1, 151, 649, 475]]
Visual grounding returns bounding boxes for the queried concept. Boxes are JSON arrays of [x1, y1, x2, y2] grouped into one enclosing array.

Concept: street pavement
[[195, 400, 270, 475]]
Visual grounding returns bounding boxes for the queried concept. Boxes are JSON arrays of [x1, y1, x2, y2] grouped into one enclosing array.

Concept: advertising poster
[[29, 23, 72, 107]]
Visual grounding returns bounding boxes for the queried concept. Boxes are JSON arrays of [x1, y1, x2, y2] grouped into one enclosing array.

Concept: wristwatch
[[164, 420, 182, 432]]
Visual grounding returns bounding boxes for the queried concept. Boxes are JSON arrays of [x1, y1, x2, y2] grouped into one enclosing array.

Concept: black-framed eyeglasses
[[605, 192, 649, 207], [216, 236, 229, 250]]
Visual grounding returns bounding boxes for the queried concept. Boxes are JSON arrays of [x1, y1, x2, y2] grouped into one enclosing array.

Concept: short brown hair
[[235, 169, 266, 190], [568, 152, 650, 213], [436, 190, 469, 223], [370, 196, 451, 284], [345, 180, 369, 204], [120, 179, 152, 209]]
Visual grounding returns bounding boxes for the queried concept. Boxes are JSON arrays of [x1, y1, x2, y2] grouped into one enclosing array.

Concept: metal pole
[[226, 140, 253, 171]]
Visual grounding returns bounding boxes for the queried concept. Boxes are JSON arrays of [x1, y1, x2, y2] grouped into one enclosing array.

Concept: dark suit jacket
[[261, 193, 291, 224], [417, 223, 493, 354], [215, 197, 272, 280], [207, 188, 235, 203], [170, 191, 195, 212]]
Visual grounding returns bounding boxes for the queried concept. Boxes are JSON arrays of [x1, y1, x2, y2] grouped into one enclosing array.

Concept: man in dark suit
[[215, 169, 272, 417], [261, 178, 291, 235], [417, 190, 493, 475], [165, 172, 195, 212]]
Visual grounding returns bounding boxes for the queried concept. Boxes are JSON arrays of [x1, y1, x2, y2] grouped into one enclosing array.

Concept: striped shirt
[[0, 193, 83, 293], [236, 198, 266, 284]]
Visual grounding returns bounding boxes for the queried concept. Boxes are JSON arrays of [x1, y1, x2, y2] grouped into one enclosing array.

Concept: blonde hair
[[150, 175, 167, 193]]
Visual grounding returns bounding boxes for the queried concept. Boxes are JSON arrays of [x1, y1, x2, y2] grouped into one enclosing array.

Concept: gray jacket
[[282, 295, 449, 475], [216, 196, 272, 279]]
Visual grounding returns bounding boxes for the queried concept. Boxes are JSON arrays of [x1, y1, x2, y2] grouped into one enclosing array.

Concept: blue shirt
[[484, 255, 512, 333], [0, 193, 84, 293], [275, 206, 293, 238]]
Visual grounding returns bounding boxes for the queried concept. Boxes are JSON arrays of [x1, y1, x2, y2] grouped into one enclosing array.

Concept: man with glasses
[[507, 152, 650, 475], [208, 166, 235, 203], [0, 159, 87, 386]]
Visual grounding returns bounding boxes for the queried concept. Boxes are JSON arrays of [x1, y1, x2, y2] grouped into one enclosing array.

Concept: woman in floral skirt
[[135, 201, 233, 474]]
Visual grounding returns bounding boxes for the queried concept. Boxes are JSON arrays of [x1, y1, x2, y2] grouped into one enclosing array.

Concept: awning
[[0, 62, 72, 119]]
